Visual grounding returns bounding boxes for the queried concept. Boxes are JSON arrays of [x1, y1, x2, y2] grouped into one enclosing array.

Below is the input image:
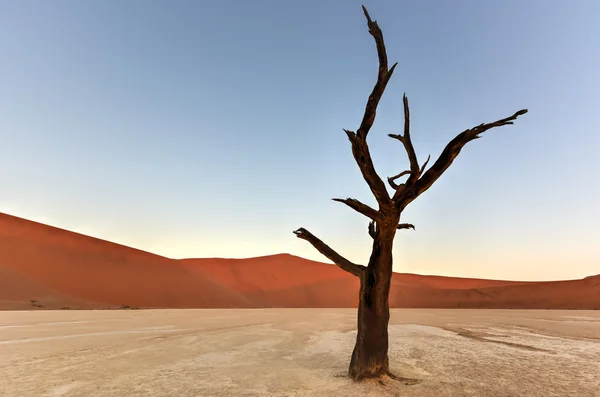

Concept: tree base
[[349, 368, 388, 382]]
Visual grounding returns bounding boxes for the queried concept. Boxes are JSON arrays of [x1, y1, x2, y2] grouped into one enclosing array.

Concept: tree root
[[339, 371, 421, 386], [386, 372, 422, 385]]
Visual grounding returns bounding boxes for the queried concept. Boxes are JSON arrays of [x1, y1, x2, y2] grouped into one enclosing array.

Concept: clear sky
[[1, 0, 599, 281]]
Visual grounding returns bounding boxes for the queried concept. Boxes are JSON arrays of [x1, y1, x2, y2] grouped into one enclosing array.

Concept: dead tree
[[293, 6, 527, 381]]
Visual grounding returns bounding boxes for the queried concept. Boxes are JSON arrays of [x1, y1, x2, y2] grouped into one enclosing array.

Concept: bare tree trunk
[[294, 5, 527, 383], [349, 226, 395, 380]]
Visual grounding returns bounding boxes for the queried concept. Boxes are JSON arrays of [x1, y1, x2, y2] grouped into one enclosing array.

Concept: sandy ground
[[1, 309, 599, 397]]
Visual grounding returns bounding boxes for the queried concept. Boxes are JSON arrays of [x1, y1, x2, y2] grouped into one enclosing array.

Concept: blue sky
[[1, 0, 599, 281]]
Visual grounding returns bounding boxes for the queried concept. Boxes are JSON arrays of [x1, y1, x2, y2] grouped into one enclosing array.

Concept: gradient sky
[[1, 0, 599, 281]]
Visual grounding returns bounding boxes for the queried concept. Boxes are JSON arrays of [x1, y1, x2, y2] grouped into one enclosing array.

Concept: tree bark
[[348, 223, 395, 380]]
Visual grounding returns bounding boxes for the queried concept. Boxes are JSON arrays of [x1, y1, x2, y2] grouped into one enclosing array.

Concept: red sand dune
[[1, 212, 598, 310]]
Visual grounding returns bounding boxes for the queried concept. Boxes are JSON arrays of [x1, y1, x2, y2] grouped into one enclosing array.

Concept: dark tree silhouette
[[293, 6, 527, 381]]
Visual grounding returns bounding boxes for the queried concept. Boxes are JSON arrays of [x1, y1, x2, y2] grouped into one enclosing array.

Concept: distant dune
[[1, 212, 598, 310]]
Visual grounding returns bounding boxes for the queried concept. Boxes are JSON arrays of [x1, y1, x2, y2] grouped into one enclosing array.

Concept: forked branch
[[389, 95, 419, 175], [388, 95, 432, 198], [419, 155, 431, 175], [387, 154, 430, 190], [293, 228, 366, 277], [395, 109, 528, 210], [387, 170, 410, 189]]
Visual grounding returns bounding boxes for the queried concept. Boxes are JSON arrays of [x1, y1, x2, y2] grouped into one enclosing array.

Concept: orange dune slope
[[0, 213, 253, 309], [1, 212, 598, 310]]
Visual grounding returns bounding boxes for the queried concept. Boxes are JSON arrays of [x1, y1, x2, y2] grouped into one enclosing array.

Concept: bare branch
[[293, 228, 366, 277], [387, 170, 410, 189], [344, 130, 391, 207], [387, 95, 419, 176], [395, 109, 528, 210], [387, 95, 424, 197], [389, 155, 429, 193], [401, 94, 420, 178], [332, 198, 381, 221], [397, 223, 415, 230], [419, 154, 431, 175], [340, 7, 399, 208], [356, 7, 397, 139]]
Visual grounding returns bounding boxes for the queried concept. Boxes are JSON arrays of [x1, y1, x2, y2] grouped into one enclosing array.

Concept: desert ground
[[1, 309, 599, 397]]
